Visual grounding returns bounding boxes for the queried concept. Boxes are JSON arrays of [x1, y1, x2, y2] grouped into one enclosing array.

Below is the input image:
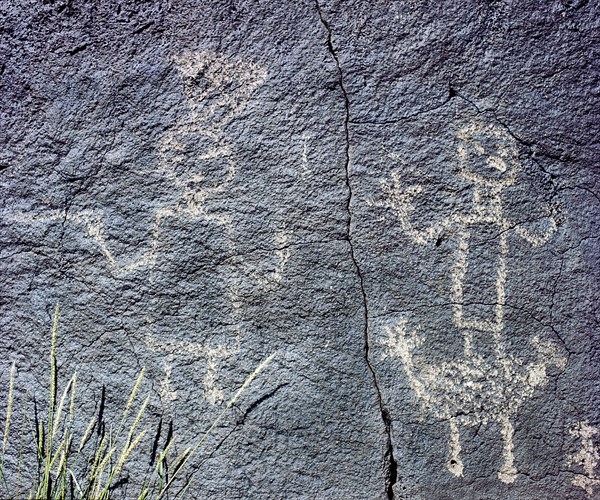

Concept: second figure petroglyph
[[4, 51, 289, 406], [379, 122, 565, 483]]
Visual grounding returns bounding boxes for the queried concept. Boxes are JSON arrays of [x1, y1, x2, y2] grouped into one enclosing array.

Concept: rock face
[[1, 0, 599, 498]]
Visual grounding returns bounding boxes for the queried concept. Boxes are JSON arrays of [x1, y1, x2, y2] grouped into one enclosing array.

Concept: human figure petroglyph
[[138, 51, 263, 405], [567, 421, 600, 496], [141, 52, 289, 405], [379, 122, 565, 483], [6, 51, 287, 405]]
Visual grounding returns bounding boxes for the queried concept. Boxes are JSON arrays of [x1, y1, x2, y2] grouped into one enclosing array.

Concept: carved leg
[[204, 347, 227, 405], [447, 417, 464, 477], [498, 415, 518, 484], [159, 353, 177, 404]]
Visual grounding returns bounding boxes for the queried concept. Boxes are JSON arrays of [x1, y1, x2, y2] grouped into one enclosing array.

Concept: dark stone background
[[0, 0, 598, 498]]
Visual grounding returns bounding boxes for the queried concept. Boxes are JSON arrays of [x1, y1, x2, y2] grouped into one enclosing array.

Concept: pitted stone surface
[[0, 1, 598, 498]]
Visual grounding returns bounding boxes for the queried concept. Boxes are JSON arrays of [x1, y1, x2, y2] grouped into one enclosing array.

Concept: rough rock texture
[[1, 0, 599, 498]]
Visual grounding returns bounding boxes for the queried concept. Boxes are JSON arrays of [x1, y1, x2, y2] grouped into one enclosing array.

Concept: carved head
[[457, 122, 519, 187], [156, 51, 266, 192], [173, 50, 267, 128]]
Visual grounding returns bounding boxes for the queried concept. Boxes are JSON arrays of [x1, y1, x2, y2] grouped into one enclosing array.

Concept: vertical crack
[[315, 2, 397, 498]]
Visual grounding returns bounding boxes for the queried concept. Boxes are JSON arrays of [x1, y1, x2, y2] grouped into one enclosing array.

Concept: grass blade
[[1, 361, 16, 489], [2, 361, 16, 458]]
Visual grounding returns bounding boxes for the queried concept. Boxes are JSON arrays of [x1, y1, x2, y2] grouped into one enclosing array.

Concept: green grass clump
[[1, 305, 275, 499]]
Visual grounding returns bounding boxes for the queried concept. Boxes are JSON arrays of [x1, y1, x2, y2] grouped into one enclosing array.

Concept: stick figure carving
[[379, 122, 565, 483], [5, 51, 288, 405], [142, 51, 265, 405]]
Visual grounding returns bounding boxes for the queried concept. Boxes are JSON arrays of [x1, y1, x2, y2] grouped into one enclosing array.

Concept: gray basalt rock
[[0, 0, 598, 498]]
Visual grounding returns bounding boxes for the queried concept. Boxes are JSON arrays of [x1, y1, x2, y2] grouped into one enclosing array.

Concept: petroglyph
[[5, 51, 281, 405], [5, 51, 267, 275], [379, 122, 565, 483], [160, 354, 178, 403], [448, 417, 463, 477], [300, 133, 311, 179], [568, 421, 600, 496], [9, 208, 158, 272], [140, 51, 265, 404], [146, 334, 240, 406]]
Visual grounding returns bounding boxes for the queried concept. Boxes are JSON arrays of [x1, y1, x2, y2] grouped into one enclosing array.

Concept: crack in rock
[[315, 1, 398, 497]]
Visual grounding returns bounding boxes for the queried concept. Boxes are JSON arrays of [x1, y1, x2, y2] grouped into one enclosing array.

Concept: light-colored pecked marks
[[568, 421, 600, 496], [6, 51, 287, 405], [6, 51, 267, 275], [379, 122, 565, 483]]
